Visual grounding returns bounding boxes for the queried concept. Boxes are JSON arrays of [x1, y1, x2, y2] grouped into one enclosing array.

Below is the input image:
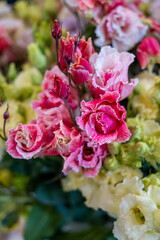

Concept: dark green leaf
[[35, 182, 66, 206], [24, 204, 61, 240], [1, 210, 19, 228], [53, 226, 112, 240]]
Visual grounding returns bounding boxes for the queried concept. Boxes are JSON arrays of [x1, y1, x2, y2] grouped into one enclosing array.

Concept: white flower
[[62, 166, 142, 217], [113, 193, 159, 240], [113, 185, 160, 240]]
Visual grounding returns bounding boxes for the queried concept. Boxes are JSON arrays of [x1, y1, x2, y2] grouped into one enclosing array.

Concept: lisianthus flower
[[59, 33, 80, 72], [88, 46, 138, 100], [79, 36, 95, 61], [137, 37, 160, 69], [69, 54, 92, 84], [76, 91, 131, 145], [33, 66, 79, 110], [95, 6, 148, 51], [54, 122, 107, 177], [6, 123, 49, 159], [53, 121, 82, 169], [113, 185, 160, 240], [72, 133, 107, 177]]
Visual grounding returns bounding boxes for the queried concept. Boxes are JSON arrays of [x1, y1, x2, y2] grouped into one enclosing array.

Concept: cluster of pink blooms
[[66, 0, 160, 52], [6, 21, 139, 178]]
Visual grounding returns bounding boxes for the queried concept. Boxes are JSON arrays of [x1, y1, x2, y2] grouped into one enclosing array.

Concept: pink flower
[[32, 90, 63, 111], [76, 134, 107, 177], [36, 105, 73, 134], [54, 122, 107, 177], [79, 36, 95, 61], [33, 66, 79, 110], [76, 0, 103, 22], [76, 92, 131, 145], [106, 0, 124, 13], [59, 33, 80, 72], [6, 123, 48, 159], [69, 54, 92, 84], [95, 6, 148, 51], [88, 46, 138, 101], [53, 121, 82, 158], [137, 37, 160, 69]]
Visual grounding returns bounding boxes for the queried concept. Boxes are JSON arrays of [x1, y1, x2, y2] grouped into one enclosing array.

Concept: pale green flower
[[131, 72, 160, 120]]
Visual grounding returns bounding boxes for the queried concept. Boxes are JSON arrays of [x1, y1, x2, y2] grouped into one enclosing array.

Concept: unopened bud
[[49, 75, 70, 99], [103, 155, 119, 171], [3, 104, 9, 120], [51, 20, 62, 40]]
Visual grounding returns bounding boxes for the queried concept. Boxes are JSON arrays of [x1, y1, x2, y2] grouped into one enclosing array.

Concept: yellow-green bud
[[7, 63, 17, 82], [143, 173, 160, 191], [103, 156, 119, 171], [28, 43, 47, 71], [134, 142, 149, 155], [133, 84, 141, 95], [108, 142, 120, 155]]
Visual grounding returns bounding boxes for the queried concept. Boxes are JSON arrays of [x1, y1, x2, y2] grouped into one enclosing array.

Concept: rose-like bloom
[[95, 6, 148, 51], [88, 46, 138, 100], [36, 104, 73, 134], [76, 92, 131, 145], [54, 122, 107, 177], [53, 121, 82, 170], [69, 54, 92, 84], [77, 135, 107, 177], [137, 37, 160, 69], [66, 133, 107, 177], [6, 123, 48, 159], [79, 36, 95, 61]]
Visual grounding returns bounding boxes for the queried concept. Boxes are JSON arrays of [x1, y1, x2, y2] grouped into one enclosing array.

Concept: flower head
[[76, 91, 131, 145], [137, 37, 160, 69], [95, 6, 148, 51]]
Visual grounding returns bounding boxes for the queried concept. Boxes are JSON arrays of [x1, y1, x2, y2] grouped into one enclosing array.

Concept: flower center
[[82, 144, 94, 161], [132, 207, 145, 225], [96, 113, 116, 134]]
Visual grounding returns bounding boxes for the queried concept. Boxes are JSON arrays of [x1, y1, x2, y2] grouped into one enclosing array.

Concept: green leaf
[[24, 204, 61, 240], [1, 210, 19, 228], [53, 226, 112, 240], [35, 182, 66, 206]]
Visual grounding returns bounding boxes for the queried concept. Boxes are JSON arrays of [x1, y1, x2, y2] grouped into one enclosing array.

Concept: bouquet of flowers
[[1, 0, 160, 239]]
